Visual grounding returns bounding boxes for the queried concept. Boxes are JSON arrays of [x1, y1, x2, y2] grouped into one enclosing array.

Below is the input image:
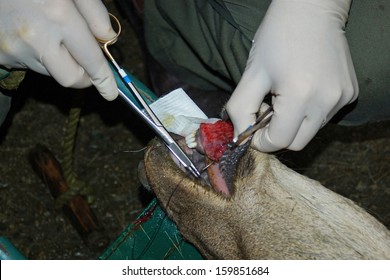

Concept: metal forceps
[[230, 106, 273, 148], [97, 14, 201, 178]]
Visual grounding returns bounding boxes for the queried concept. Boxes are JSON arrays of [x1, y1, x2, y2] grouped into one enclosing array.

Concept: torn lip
[[168, 136, 232, 197], [204, 161, 231, 197]]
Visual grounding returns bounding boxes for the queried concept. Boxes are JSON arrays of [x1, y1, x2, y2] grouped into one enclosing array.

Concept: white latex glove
[[0, 0, 118, 100], [226, 0, 358, 152]]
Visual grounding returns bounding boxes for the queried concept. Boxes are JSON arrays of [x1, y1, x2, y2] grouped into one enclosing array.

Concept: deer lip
[[168, 136, 232, 197], [203, 160, 231, 197]]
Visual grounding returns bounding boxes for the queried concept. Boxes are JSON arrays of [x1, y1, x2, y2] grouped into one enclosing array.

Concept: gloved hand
[[226, 0, 358, 152], [0, 0, 118, 101]]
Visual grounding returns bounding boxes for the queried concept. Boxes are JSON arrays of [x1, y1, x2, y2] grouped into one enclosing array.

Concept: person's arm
[[0, 0, 118, 101], [226, 0, 358, 152]]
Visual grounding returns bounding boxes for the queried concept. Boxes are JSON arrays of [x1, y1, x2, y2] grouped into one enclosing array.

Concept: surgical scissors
[[97, 14, 201, 178]]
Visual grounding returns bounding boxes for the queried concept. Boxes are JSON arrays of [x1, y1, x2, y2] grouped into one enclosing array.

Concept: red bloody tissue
[[198, 120, 234, 162]]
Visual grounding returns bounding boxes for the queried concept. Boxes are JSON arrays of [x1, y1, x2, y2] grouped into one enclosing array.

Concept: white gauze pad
[[150, 88, 218, 148]]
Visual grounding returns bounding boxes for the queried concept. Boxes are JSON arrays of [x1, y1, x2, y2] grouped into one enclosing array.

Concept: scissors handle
[[97, 15, 162, 127]]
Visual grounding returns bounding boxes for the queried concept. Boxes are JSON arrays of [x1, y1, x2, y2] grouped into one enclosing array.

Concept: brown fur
[[143, 141, 390, 259]]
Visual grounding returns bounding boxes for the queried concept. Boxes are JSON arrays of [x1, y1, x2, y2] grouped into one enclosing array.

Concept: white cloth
[[150, 88, 217, 147]]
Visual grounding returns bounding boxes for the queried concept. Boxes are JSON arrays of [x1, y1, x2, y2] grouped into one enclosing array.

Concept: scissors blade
[[166, 142, 201, 178], [117, 88, 201, 178]]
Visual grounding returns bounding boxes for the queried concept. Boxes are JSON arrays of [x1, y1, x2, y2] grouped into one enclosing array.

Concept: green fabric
[[100, 200, 203, 260], [0, 68, 10, 80], [144, 0, 268, 91], [144, 0, 390, 125]]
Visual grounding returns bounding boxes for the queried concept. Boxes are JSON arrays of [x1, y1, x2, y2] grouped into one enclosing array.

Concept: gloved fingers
[[226, 69, 271, 137], [74, 0, 117, 41], [285, 110, 327, 151], [251, 98, 307, 152], [251, 85, 357, 152], [284, 92, 351, 150], [41, 45, 92, 89], [284, 71, 358, 151], [1, 55, 47, 75], [88, 62, 119, 101], [61, 12, 118, 100]]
